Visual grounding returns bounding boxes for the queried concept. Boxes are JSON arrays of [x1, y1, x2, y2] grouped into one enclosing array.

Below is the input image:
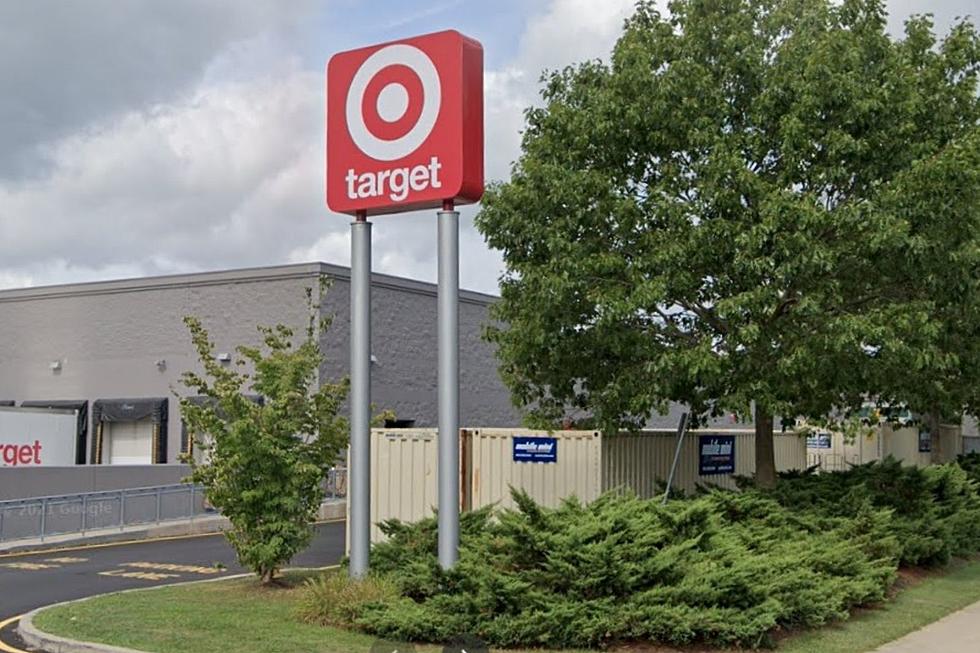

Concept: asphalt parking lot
[[0, 520, 345, 652]]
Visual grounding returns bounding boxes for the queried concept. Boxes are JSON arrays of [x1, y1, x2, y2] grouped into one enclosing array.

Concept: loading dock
[[93, 398, 168, 465]]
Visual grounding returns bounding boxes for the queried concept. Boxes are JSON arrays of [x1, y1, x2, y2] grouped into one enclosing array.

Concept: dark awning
[[21, 399, 86, 411], [93, 398, 168, 424], [0, 400, 14, 407]]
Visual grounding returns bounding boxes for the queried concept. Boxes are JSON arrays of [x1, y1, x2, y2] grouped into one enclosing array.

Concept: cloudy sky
[[0, 0, 974, 294]]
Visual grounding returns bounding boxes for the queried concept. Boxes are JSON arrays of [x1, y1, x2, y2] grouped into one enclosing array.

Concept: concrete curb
[[18, 565, 339, 653], [0, 500, 345, 555]]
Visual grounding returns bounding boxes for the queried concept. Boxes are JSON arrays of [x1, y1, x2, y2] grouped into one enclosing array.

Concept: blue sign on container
[[699, 434, 735, 475], [806, 433, 832, 449], [512, 436, 558, 463], [919, 428, 932, 453]]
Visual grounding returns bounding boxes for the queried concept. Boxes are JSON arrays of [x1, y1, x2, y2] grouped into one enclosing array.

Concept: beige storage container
[[806, 423, 965, 470], [465, 428, 602, 511], [881, 424, 931, 467], [964, 436, 980, 454], [774, 432, 808, 474], [350, 427, 807, 549], [806, 428, 882, 471], [843, 428, 883, 466], [602, 430, 805, 496], [937, 424, 963, 462], [889, 423, 962, 464], [346, 428, 444, 548]]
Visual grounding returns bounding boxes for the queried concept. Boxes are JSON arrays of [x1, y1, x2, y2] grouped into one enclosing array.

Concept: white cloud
[[517, 0, 635, 75], [289, 231, 352, 267], [2, 0, 974, 297], [483, 0, 636, 181], [0, 1, 315, 177], [0, 64, 326, 273], [0, 0, 640, 296], [886, 0, 976, 37]]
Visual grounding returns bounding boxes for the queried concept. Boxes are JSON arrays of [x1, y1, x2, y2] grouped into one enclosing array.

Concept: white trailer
[[0, 407, 79, 467]]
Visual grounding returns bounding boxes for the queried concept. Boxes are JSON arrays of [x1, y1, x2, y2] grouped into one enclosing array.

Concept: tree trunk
[[928, 410, 943, 465], [754, 406, 777, 489]]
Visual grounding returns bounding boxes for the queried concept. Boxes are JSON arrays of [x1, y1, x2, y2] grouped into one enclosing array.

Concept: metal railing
[[0, 483, 210, 544], [807, 452, 860, 472], [325, 466, 347, 499], [0, 467, 348, 544]]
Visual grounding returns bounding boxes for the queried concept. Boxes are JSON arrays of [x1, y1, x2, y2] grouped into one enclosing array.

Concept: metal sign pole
[[349, 211, 372, 578], [438, 200, 460, 569], [662, 412, 689, 504]]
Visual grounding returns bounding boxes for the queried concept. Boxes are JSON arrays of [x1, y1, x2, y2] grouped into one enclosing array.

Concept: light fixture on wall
[[217, 353, 232, 363], [370, 354, 379, 365], [49, 360, 62, 372], [155, 359, 167, 372]]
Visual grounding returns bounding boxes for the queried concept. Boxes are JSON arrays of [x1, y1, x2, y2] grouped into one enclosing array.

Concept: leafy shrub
[[767, 458, 980, 566], [179, 283, 351, 584], [956, 452, 980, 485], [297, 572, 399, 628], [323, 490, 897, 649], [301, 458, 980, 649]]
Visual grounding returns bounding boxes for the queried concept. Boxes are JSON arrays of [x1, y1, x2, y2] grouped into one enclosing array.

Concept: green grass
[[777, 558, 980, 653], [32, 572, 589, 653], [35, 573, 379, 653], [34, 561, 980, 653]]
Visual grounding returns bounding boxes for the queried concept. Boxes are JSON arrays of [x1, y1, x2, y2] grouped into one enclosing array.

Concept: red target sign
[[326, 30, 484, 216]]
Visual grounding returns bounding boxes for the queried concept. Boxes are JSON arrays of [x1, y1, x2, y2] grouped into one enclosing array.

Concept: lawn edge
[[22, 560, 980, 653], [19, 567, 337, 653]]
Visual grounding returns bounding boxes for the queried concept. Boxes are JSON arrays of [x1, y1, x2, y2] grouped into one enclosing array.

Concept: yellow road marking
[[123, 562, 221, 575], [0, 614, 27, 653], [0, 562, 60, 571], [43, 557, 87, 564], [98, 569, 181, 581], [0, 517, 344, 559]]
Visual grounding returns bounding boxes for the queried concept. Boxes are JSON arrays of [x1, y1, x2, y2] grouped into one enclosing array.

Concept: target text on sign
[[326, 30, 483, 215], [346, 156, 442, 202], [1, 440, 42, 466]]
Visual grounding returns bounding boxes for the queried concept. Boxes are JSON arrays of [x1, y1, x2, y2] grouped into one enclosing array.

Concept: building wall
[[317, 272, 518, 428], [0, 263, 520, 464]]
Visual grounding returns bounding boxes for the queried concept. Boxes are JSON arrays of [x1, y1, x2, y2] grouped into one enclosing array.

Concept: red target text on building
[[326, 30, 484, 216]]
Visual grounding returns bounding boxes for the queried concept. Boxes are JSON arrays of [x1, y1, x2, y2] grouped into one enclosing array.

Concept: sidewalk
[[874, 599, 980, 652]]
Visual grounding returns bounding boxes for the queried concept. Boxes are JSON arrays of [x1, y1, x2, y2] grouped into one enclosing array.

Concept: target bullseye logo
[[346, 44, 441, 162], [327, 30, 484, 216]]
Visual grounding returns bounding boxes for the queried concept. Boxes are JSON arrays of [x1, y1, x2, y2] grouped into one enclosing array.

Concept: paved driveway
[[0, 521, 345, 652]]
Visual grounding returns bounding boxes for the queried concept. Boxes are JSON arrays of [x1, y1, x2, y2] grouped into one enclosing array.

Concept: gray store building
[[0, 262, 520, 465]]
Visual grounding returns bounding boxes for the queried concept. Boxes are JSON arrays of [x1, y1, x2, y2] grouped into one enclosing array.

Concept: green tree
[[477, 0, 980, 486], [874, 128, 980, 459], [180, 284, 350, 583]]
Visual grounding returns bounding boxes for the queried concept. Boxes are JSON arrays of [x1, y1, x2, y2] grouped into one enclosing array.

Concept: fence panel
[[0, 484, 207, 543]]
